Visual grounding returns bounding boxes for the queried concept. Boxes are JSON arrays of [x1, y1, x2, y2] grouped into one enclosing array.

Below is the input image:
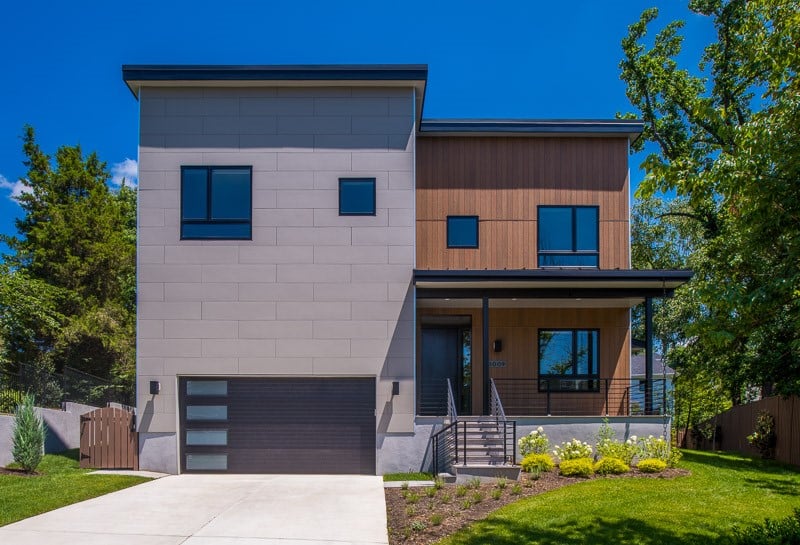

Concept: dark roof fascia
[[414, 269, 692, 284], [122, 64, 428, 98], [419, 119, 644, 138]]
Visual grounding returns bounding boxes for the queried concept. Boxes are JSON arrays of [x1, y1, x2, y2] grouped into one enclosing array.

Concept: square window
[[181, 166, 252, 240], [339, 178, 376, 216], [447, 216, 479, 248], [537, 206, 598, 267]]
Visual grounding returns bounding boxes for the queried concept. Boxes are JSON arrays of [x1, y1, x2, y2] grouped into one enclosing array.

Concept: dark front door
[[420, 327, 465, 416], [179, 377, 376, 474]]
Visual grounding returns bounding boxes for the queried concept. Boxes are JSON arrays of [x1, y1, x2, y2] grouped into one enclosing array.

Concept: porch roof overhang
[[413, 269, 693, 300]]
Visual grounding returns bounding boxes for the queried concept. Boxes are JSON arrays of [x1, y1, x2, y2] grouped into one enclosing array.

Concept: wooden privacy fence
[[687, 396, 799, 467], [79, 406, 138, 469]]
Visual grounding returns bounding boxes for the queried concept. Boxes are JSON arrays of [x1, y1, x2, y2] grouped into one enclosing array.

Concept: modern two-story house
[[123, 64, 690, 475]]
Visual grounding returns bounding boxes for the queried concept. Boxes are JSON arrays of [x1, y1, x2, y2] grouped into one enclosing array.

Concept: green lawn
[[437, 450, 800, 545], [383, 471, 433, 482], [0, 449, 150, 526]]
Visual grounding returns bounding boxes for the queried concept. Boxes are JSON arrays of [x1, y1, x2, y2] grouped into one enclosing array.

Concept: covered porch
[[414, 269, 691, 419]]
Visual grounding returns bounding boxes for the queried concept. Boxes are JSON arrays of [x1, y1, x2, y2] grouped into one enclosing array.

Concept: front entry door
[[420, 327, 464, 416]]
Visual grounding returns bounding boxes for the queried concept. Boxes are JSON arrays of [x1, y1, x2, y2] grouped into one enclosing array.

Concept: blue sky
[[0, 1, 716, 246]]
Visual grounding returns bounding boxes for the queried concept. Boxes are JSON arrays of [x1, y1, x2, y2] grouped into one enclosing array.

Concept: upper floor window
[[339, 178, 376, 216], [538, 329, 599, 391], [447, 216, 479, 248], [537, 206, 598, 267], [181, 166, 252, 240]]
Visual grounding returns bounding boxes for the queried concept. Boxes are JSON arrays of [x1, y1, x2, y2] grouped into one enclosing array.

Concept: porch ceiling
[[417, 297, 644, 309]]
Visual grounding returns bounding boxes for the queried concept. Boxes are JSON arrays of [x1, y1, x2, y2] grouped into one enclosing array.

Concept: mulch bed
[[385, 467, 689, 544], [0, 467, 38, 476]]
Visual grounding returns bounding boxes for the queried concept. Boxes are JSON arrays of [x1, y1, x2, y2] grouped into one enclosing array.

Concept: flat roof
[[121, 64, 642, 141], [122, 64, 428, 97], [414, 269, 692, 299], [420, 119, 644, 139]]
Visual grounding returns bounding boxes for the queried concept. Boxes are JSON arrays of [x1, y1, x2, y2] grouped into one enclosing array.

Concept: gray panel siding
[[136, 86, 416, 439]]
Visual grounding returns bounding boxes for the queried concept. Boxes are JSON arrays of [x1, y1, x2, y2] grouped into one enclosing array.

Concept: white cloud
[[111, 158, 138, 187], [0, 174, 32, 202]]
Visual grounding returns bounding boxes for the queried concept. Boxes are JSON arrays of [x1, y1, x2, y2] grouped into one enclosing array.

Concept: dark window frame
[[180, 166, 253, 240], [338, 178, 377, 216], [537, 328, 600, 392], [537, 205, 599, 268], [446, 215, 480, 249]]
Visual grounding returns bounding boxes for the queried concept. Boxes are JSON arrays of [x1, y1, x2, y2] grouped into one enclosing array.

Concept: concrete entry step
[[454, 464, 522, 484]]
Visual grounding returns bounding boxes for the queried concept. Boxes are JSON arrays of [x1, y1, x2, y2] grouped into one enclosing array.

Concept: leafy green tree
[[620, 0, 800, 397], [1, 126, 136, 397]]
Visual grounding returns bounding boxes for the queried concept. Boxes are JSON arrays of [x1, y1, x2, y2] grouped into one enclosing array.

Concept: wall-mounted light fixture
[[492, 339, 503, 353], [392, 381, 400, 396], [149, 381, 161, 395]]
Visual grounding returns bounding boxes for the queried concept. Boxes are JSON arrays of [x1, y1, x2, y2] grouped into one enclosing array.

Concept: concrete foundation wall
[[139, 432, 178, 474], [0, 402, 97, 467], [514, 416, 671, 461]]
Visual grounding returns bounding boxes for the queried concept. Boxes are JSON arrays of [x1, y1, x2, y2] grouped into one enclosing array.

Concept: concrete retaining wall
[[0, 402, 97, 467]]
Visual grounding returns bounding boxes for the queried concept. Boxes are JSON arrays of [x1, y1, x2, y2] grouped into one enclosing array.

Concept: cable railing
[[492, 377, 670, 417]]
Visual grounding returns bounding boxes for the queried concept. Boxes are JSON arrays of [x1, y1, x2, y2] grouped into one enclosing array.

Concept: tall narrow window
[[538, 329, 599, 391], [339, 178, 376, 216], [181, 166, 252, 239], [537, 206, 598, 267], [447, 216, 479, 248]]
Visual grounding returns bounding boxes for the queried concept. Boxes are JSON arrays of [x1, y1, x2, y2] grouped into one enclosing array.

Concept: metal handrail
[[430, 421, 458, 475], [445, 378, 458, 423], [489, 378, 507, 421]]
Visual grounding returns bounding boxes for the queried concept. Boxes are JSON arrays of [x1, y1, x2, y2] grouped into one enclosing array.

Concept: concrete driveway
[[0, 474, 389, 545]]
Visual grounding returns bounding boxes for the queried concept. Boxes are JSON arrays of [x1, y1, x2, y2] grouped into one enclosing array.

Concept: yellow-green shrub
[[638, 458, 667, 473], [559, 457, 594, 477], [594, 457, 630, 475], [521, 453, 555, 473]]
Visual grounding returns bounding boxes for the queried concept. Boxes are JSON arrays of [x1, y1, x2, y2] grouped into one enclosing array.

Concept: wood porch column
[[482, 296, 490, 415], [645, 297, 654, 415]]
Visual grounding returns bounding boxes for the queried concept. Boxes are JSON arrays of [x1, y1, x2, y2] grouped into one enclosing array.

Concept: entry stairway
[[431, 380, 519, 481]]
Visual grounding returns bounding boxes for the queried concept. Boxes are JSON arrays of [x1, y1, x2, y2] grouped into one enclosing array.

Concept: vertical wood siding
[[416, 136, 630, 270]]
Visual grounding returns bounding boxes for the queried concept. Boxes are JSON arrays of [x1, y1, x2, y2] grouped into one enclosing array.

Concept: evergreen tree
[[1, 126, 136, 397]]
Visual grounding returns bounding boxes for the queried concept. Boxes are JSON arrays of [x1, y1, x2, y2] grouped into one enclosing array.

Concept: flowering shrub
[[638, 435, 682, 467], [637, 458, 667, 473], [597, 435, 640, 466], [553, 438, 593, 461], [519, 427, 550, 456], [559, 457, 594, 477], [521, 453, 555, 473], [594, 457, 630, 475]]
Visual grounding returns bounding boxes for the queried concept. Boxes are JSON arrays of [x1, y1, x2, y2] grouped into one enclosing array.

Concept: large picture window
[[181, 166, 252, 240], [537, 206, 598, 267], [538, 329, 599, 391]]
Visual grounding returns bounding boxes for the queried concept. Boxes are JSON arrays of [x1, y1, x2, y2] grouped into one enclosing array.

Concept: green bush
[[638, 458, 667, 473], [747, 411, 777, 460], [594, 457, 630, 475], [731, 508, 800, 545], [559, 457, 595, 477], [521, 453, 555, 473], [518, 427, 550, 456], [0, 389, 24, 415], [12, 393, 46, 473]]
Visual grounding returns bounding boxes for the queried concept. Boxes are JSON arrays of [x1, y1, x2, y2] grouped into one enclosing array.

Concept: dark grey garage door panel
[[180, 377, 376, 474]]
